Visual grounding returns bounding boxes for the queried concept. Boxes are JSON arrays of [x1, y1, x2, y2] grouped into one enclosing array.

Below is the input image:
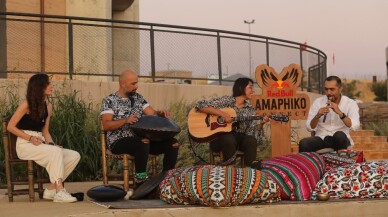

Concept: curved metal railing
[[0, 12, 326, 93]]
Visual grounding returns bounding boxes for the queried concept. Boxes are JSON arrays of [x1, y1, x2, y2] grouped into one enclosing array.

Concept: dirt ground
[[1, 181, 388, 217]]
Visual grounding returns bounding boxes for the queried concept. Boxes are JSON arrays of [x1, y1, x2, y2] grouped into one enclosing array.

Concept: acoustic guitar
[[188, 107, 289, 142]]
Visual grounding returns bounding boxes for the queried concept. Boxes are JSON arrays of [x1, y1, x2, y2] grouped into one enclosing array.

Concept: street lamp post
[[244, 19, 255, 78]]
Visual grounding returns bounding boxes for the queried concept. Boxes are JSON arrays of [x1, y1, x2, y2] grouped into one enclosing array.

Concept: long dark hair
[[26, 74, 50, 121], [232, 77, 254, 97]]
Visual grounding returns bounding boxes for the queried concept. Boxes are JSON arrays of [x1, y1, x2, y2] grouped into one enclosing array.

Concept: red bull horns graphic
[[251, 64, 310, 120]]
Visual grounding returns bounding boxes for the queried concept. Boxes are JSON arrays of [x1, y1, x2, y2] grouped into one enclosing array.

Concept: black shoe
[[250, 160, 262, 170]]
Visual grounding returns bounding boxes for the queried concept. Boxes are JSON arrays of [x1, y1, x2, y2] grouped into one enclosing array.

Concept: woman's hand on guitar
[[220, 110, 233, 123], [258, 115, 270, 128], [262, 115, 270, 123]]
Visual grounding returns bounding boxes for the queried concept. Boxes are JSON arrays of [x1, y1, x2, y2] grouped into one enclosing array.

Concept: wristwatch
[[340, 113, 346, 119]]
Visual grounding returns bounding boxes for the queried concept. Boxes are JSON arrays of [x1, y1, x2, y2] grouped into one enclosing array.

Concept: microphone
[[322, 96, 332, 123]]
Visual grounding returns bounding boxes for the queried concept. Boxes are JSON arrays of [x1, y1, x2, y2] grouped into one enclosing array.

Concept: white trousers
[[16, 130, 81, 183]]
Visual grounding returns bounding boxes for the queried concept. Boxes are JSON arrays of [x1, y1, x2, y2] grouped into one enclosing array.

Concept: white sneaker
[[43, 188, 56, 200], [53, 189, 77, 203]]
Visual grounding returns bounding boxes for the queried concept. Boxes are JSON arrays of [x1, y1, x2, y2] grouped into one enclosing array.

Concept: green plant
[[169, 99, 198, 167], [0, 83, 102, 185], [0, 83, 21, 118], [0, 83, 275, 185], [149, 99, 202, 172], [257, 124, 271, 160], [49, 90, 101, 181], [342, 79, 361, 99], [364, 121, 388, 137], [371, 81, 387, 101], [0, 83, 21, 185]]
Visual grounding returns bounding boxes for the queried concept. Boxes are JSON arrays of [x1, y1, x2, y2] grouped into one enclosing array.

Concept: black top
[[17, 103, 48, 132]]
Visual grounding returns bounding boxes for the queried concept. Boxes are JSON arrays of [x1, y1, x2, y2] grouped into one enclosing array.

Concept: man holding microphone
[[298, 76, 360, 152]]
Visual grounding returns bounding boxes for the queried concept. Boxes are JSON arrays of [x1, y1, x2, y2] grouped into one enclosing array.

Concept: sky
[[139, 0, 388, 80]]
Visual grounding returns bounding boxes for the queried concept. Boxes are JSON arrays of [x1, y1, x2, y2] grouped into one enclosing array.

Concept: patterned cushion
[[159, 165, 214, 191], [261, 152, 325, 200], [311, 161, 388, 199], [321, 149, 365, 172], [159, 165, 281, 207]]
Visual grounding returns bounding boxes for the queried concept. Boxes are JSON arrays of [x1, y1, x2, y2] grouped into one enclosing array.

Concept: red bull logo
[[269, 80, 291, 89], [252, 63, 310, 120], [267, 90, 294, 97]]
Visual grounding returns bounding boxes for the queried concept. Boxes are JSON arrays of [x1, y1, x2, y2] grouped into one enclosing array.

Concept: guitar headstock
[[269, 114, 289, 123]]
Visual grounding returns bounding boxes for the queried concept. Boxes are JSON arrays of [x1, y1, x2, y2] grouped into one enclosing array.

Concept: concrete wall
[[66, 0, 113, 81], [0, 0, 6, 78], [112, 0, 140, 79], [0, 79, 238, 108], [4, 0, 141, 82], [5, 0, 67, 79]]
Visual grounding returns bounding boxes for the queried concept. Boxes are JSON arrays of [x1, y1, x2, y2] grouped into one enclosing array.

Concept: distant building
[[208, 73, 249, 86], [1, 0, 140, 81]]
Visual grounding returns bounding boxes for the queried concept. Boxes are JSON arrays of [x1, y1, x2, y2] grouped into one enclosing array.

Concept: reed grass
[[0, 83, 21, 185], [364, 121, 388, 138], [0, 85, 101, 184], [49, 90, 101, 181], [151, 99, 272, 171], [0, 84, 272, 185]]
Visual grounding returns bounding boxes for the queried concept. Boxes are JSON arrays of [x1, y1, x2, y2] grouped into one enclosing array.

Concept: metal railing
[[0, 12, 327, 93]]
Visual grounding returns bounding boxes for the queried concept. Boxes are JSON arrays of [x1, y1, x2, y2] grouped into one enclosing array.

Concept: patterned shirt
[[195, 95, 263, 143], [100, 92, 150, 148]]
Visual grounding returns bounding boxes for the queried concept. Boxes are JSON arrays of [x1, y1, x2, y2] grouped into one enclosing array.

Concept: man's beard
[[327, 94, 340, 102], [125, 89, 136, 98], [125, 90, 136, 107]]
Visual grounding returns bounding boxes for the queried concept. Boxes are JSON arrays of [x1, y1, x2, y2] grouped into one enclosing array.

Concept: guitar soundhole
[[217, 116, 226, 125]]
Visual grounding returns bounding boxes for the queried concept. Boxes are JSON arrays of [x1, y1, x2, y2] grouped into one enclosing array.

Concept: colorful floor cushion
[[159, 165, 281, 207], [261, 152, 325, 201], [320, 149, 365, 172], [311, 161, 388, 199], [159, 165, 215, 191]]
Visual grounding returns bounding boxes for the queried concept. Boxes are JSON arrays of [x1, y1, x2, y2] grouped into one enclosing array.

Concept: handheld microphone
[[322, 96, 332, 123]]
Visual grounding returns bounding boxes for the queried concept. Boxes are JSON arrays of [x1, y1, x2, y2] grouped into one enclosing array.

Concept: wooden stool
[[101, 124, 158, 191], [2, 117, 49, 202]]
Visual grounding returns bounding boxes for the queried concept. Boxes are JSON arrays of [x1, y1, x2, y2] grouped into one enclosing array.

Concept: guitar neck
[[233, 114, 288, 123], [233, 115, 264, 122]]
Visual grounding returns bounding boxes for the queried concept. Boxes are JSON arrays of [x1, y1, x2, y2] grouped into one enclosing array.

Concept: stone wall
[[358, 102, 388, 125]]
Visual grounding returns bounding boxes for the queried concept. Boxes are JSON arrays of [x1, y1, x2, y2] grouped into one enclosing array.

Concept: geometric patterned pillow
[[159, 165, 281, 207], [159, 165, 215, 192], [320, 149, 365, 172], [311, 161, 388, 199], [261, 152, 326, 201]]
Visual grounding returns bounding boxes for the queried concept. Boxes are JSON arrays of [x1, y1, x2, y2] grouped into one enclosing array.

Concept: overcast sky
[[139, 0, 388, 80]]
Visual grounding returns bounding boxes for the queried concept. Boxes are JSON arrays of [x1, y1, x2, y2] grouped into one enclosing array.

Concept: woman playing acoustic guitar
[[194, 77, 269, 167]]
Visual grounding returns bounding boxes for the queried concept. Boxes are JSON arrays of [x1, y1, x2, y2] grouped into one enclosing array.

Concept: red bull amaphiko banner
[[251, 64, 310, 120]]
